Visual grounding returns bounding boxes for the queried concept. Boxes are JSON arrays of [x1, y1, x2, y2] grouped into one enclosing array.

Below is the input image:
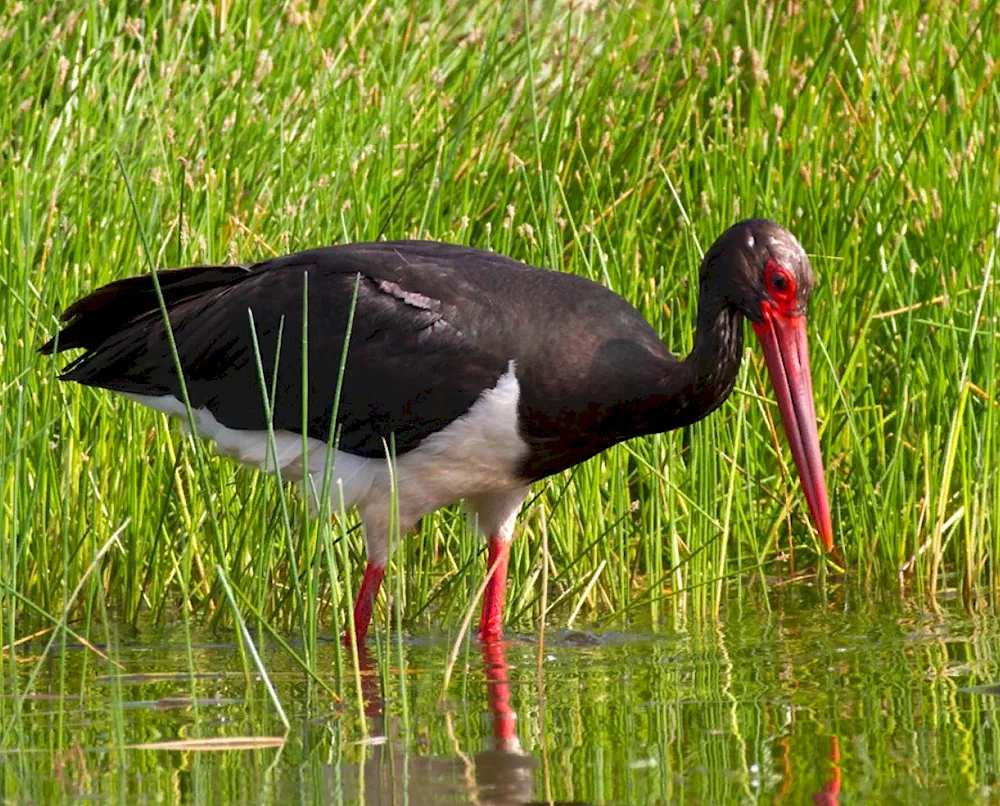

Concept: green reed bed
[[2, 0, 1000, 673]]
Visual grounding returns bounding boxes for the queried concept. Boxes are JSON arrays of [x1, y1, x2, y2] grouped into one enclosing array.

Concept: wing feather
[[50, 245, 511, 457]]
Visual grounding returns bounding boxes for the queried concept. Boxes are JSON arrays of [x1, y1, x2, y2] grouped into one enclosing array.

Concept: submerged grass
[[2, 0, 1000, 670]]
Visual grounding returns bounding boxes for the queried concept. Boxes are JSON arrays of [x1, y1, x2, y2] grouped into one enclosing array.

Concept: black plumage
[[43, 240, 733, 480]]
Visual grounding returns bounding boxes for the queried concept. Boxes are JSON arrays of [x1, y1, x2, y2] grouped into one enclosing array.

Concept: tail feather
[[39, 264, 252, 355]]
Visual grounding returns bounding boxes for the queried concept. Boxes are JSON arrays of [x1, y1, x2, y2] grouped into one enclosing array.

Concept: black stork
[[41, 218, 834, 644]]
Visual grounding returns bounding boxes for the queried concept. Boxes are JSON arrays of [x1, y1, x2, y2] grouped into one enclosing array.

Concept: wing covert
[[59, 251, 511, 457]]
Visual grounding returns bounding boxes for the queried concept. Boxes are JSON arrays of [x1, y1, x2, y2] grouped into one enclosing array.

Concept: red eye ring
[[764, 260, 796, 309]]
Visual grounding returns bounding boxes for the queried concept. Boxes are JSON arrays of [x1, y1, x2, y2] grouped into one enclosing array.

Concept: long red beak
[[752, 309, 834, 550]]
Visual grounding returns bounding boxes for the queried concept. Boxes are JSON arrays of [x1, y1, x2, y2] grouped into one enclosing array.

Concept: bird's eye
[[764, 261, 796, 307]]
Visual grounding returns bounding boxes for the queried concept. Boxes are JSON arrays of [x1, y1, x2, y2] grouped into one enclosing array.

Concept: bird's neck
[[663, 292, 745, 427]]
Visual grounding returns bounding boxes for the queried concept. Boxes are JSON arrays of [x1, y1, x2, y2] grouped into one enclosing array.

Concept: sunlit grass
[[2, 0, 1000, 679]]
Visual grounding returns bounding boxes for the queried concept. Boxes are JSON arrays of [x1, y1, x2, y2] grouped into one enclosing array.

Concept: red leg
[[344, 561, 385, 647], [478, 536, 510, 642]]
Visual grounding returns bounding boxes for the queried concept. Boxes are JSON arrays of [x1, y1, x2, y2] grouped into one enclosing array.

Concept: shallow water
[[4, 586, 1000, 804]]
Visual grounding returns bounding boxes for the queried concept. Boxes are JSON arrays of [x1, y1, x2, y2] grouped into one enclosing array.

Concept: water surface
[[4, 586, 1000, 803]]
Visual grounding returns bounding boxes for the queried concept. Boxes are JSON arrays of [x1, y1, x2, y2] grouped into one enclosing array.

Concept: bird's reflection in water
[[812, 736, 841, 806], [344, 641, 540, 806], [473, 640, 536, 801]]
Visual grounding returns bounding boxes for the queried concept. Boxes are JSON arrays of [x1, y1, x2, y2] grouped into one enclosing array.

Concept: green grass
[[2, 0, 1000, 659]]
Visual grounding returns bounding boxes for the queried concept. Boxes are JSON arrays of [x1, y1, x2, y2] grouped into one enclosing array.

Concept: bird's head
[[703, 219, 834, 551]]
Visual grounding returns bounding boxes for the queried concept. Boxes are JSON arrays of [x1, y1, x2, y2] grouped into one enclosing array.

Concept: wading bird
[[42, 219, 834, 644]]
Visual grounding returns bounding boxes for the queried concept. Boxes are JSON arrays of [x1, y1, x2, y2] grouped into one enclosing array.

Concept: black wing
[[43, 242, 517, 457]]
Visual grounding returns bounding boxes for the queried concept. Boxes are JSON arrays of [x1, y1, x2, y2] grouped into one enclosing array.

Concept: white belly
[[123, 362, 531, 563]]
